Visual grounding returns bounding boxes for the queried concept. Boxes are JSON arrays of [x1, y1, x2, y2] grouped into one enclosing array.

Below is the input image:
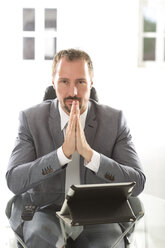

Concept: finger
[[66, 114, 76, 136], [71, 113, 76, 132], [76, 117, 86, 153], [68, 101, 76, 129], [76, 116, 82, 139], [70, 101, 79, 131], [75, 101, 80, 119], [71, 100, 76, 114]]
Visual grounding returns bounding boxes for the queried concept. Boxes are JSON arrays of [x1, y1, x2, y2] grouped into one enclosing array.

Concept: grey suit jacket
[[6, 99, 145, 231]]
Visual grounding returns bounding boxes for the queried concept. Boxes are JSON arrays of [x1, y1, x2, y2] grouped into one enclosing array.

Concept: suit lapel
[[84, 100, 98, 148], [81, 100, 98, 183], [48, 99, 64, 149]]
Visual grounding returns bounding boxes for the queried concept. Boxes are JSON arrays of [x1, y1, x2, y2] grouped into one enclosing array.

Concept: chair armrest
[[5, 195, 18, 219], [129, 196, 145, 220]]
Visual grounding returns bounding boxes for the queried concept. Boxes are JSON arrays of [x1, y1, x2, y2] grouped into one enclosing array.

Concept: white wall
[[1, 0, 165, 223]]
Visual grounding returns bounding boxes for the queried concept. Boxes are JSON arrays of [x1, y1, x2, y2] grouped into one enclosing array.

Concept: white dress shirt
[[56, 103, 100, 193]]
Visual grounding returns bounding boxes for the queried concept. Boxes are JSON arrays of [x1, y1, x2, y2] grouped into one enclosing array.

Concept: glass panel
[[143, 6, 156, 32], [23, 8, 35, 31], [23, 37, 35, 60], [45, 9, 57, 31], [143, 38, 156, 61], [163, 15, 165, 33], [44, 37, 56, 60], [164, 38, 165, 61]]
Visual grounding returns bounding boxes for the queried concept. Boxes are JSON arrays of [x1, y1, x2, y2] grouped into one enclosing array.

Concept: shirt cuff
[[85, 150, 100, 173], [57, 146, 72, 167]]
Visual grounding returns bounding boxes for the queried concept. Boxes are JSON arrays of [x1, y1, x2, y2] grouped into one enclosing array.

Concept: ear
[[52, 80, 56, 90], [90, 81, 93, 89]]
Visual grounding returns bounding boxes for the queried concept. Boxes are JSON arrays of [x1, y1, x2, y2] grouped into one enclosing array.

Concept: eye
[[78, 80, 86, 84], [59, 79, 68, 84]]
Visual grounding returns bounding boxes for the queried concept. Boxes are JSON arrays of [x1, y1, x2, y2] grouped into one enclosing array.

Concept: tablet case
[[56, 182, 136, 226]]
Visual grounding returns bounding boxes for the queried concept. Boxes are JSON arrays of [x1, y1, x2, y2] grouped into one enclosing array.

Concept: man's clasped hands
[[62, 101, 93, 162]]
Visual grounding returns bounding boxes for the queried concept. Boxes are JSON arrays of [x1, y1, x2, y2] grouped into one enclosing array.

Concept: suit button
[[47, 166, 53, 173], [42, 169, 47, 175], [104, 172, 115, 181], [42, 166, 53, 175]]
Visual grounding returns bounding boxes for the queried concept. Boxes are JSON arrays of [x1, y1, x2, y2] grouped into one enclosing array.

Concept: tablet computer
[[56, 182, 136, 226]]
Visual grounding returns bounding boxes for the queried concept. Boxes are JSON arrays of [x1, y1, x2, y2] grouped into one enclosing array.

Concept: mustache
[[64, 96, 81, 101]]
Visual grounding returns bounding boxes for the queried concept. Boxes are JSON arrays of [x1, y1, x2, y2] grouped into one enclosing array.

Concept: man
[[6, 49, 146, 248]]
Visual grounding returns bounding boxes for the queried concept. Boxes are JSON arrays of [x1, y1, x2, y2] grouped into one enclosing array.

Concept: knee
[[23, 222, 43, 243], [23, 211, 62, 247], [23, 220, 61, 247]]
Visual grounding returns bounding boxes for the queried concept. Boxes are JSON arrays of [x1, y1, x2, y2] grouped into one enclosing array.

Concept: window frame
[[22, 6, 57, 61], [139, 0, 165, 67]]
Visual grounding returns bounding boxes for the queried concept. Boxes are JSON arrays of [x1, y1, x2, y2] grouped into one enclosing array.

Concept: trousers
[[22, 209, 125, 248]]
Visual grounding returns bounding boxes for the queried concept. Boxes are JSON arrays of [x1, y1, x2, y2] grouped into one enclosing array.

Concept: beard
[[63, 96, 82, 113]]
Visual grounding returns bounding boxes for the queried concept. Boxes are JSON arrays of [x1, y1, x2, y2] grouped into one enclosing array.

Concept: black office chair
[[5, 195, 28, 248], [5, 86, 144, 248]]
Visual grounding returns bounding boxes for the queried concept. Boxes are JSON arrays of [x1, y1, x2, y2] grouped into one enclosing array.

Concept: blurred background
[[0, 0, 165, 246]]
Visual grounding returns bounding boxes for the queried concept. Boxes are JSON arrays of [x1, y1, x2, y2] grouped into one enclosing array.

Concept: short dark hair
[[52, 48, 94, 80]]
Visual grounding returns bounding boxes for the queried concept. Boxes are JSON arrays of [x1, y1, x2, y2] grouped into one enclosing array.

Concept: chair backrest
[[43, 85, 99, 102]]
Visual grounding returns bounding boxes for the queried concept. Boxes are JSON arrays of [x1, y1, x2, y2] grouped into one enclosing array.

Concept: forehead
[[55, 58, 90, 78]]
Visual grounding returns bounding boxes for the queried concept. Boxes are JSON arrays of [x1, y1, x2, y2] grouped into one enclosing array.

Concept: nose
[[69, 84, 78, 96]]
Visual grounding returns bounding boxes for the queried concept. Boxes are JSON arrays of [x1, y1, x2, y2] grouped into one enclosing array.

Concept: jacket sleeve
[[6, 111, 62, 195], [96, 111, 146, 196]]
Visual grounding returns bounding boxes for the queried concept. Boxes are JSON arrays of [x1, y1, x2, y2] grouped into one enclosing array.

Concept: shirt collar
[[58, 103, 88, 131]]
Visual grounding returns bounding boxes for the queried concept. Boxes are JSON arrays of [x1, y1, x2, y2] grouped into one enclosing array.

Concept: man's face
[[52, 58, 93, 115]]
